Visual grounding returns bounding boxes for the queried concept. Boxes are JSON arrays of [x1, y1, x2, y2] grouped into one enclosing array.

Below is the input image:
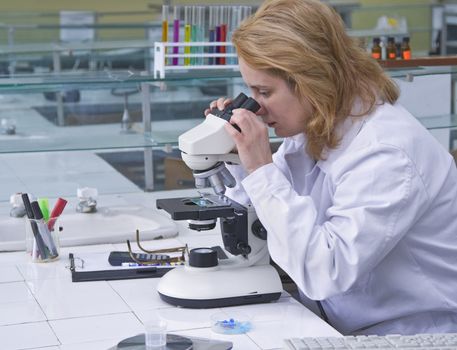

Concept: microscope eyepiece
[[240, 97, 261, 113], [230, 93, 249, 109], [210, 93, 259, 125]]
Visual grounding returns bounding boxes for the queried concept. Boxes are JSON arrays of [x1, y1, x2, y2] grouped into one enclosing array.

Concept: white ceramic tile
[[0, 299, 46, 326], [0, 251, 29, 265], [135, 307, 219, 332], [0, 281, 34, 303], [239, 301, 341, 350], [108, 278, 172, 312], [27, 278, 130, 319], [0, 322, 59, 350], [173, 327, 262, 350], [221, 297, 303, 323], [49, 312, 143, 345], [0, 266, 23, 282], [60, 243, 116, 254], [16, 257, 72, 281], [59, 339, 118, 350]]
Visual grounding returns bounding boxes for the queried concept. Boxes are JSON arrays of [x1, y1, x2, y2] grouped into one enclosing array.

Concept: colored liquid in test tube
[[191, 6, 197, 65], [173, 6, 180, 66], [184, 6, 191, 66], [214, 6, 222, 65], [219, 6, 228, 65], [162, 5, 169, 65], [208, 6, 218, 65]]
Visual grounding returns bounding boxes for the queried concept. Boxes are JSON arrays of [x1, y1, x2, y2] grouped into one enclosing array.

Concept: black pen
[[21, 193, 48, 260]]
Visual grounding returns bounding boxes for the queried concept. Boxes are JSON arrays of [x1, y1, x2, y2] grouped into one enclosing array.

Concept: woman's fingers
[[206, 97, 233, 117]]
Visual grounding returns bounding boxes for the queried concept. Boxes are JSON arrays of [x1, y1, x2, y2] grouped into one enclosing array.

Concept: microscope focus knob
[[236, 242, 252, 255], [252, 219, 268, 240], [188, 248, 218, 268]]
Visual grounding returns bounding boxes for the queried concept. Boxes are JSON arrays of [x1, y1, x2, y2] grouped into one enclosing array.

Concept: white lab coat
[[225, 102, 457, 335]]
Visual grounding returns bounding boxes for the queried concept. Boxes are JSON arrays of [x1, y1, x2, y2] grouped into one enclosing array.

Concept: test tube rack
[[153, 41, 238, 79]]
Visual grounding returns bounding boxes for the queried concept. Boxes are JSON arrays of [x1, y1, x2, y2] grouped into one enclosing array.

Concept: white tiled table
[[0, 219, 341, 350]]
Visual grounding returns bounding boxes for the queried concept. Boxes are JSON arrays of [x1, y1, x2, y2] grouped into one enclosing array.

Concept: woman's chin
[[273, 128, 289, 138]]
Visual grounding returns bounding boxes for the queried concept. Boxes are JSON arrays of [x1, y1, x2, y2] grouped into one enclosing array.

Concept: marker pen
[[48, 197, 67, 231], [38, 198, 50, 222], [21, 193, 48, 260]]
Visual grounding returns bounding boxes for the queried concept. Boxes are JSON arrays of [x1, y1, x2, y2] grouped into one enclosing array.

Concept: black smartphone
[[108, 251, 170, 266]]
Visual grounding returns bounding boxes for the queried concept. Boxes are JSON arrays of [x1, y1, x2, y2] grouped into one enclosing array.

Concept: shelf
[[0, 65, 455, 155], [379, 56, 457, 69], [0, 118, 281, 154], [417, 114, 457, 130], [3, 63, 457, 93], [0, 70, 243, 93]]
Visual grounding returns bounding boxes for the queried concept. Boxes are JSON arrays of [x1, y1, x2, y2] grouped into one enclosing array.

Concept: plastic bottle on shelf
[[371, 37, 382, 60], [401, 37, 411, 60], [387, 37, 397, 60]]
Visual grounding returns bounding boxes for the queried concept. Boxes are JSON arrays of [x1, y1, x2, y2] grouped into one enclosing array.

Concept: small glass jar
[[25, 217, 60, 263]]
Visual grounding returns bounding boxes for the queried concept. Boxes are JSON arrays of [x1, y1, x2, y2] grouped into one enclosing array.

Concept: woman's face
[[239, 58, 313, 137]]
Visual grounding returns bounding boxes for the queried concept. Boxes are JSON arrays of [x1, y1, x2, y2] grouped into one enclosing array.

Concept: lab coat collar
[[316, 102, 374, 173]]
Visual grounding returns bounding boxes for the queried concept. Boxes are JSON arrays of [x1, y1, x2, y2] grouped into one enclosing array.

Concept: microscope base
[[157, 264, 282, 308]]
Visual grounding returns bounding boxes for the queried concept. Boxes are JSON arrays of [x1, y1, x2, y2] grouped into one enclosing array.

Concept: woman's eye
[[259, 91, 270, 97]]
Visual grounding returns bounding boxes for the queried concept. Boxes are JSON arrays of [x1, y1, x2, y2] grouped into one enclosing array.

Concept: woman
[[210, 0, 457, 336]]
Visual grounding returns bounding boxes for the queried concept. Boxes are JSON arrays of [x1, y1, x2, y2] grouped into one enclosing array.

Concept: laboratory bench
[[0, 61, 456, 350], [0, 193, 341, 350]]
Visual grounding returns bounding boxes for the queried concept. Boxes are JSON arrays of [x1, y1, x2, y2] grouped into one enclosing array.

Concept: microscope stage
[[156, 195, 245, 221]]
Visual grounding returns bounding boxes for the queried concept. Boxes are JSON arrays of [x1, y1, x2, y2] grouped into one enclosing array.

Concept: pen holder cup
[[25, 217, 61, 263]]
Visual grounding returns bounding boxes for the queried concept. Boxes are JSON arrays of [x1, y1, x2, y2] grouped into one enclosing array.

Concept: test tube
[[208, 6, 217, 65], [228, 6, 241, 64], [215, 7, 222, 65], [184, 6, 192, 66], [162, 5, 169, 65], [173, 6, 180, 66], [191, 6, 197, 65], [196, 6, 205, 65], [241, 6, 252, 22], [219, 6, 228, 65]]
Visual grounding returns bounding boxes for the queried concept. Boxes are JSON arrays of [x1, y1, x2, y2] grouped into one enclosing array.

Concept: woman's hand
[[204, 97, 232, 116], [224, 108, 273, 174]]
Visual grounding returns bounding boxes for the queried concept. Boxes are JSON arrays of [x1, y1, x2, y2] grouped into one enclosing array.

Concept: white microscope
[[156, 93, 282, 308]]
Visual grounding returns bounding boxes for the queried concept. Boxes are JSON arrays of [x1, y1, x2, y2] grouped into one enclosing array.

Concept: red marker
[[47, 198, 67, 231]]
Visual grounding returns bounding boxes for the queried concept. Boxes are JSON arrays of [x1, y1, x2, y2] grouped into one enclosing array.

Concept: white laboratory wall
[[394, 73, 451, 150]]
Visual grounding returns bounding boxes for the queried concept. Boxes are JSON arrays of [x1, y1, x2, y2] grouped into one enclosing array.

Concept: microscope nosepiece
[[195, 177, 208, 189], [219, 166, 236, 188], [208, 172, 226, 195]]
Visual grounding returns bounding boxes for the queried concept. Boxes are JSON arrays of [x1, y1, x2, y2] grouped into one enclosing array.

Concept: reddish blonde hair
[[232, 0, 399, 160]]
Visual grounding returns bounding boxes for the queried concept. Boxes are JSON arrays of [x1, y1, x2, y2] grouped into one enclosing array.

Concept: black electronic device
[[108, 251, 170, 266]]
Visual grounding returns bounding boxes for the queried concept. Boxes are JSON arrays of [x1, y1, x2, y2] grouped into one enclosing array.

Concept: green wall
[[0, 0, 436, 54], [351, 0, 434, 54]]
